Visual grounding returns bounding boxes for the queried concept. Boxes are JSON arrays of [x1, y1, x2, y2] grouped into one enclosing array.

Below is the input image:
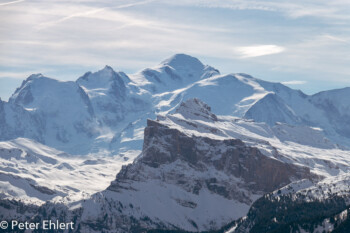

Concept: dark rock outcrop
[[120, 119, 315, 193]]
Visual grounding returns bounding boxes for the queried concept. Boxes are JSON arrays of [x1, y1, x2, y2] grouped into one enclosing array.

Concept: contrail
[[112, 0, 155, 10], [36, 7, 106, 30], [0, 0, 25, 7], [36, 0, 155, 30]]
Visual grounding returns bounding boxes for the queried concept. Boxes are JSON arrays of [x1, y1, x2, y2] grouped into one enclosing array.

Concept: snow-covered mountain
[[2, 54, 350, 232], [1, 53, 350, 156], [9, 74, 98, 154], [132, 54, 220, 93], [76, 65, 149, 127]]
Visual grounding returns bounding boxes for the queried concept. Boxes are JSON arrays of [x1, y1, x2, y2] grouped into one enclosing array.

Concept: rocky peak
[[27, 73, 44, 80], [77, 66, 127, 101], [175, 98, 218, 121], [77, 66, 125, 89], [9, 74, 49, 105]]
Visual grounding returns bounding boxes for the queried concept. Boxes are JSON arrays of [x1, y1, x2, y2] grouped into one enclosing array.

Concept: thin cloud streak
[[36, 0, 155, 30], [0, 70, 53, 79], [36, 8, 106, 30], [0, 0, 25, 7], [166, 0, 350, 21]]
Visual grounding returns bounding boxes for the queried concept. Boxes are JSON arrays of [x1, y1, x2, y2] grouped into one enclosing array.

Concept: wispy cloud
[[1, 0, 350, 98], [0, 70, 51, 79], [282, 80, 307, 85], [321, 34, 348, 43], [36, 0, 155, 30], [235, 45, 285, 58], [36, 8, 106, 30], [0, 0, 25, 7], [166, 0, 350, 21]]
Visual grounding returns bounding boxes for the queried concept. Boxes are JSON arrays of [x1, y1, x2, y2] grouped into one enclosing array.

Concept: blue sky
[[1, 0, 350, 100]]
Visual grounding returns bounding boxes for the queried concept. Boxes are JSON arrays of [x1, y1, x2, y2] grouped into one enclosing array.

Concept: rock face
[[137, 119, 312, 193]]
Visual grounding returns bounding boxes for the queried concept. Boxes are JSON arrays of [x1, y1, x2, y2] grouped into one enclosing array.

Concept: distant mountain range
[[2, 54, 350, 232], [2, 54, 350, 156]]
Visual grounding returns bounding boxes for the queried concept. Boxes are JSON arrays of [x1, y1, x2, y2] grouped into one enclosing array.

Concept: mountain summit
[[175, 98, 218, 121], [161, 53, 205, 72], [135, 53, 220, 93]]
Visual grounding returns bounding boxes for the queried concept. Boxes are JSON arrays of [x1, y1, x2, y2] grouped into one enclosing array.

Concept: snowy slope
[[9, 74, 98, 154], [0, 98, 43, 142], [0, 138, 131, 204], [244, 93, 302, 126], [310, 87, 350, 139], [150, 73, 271, 116]]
